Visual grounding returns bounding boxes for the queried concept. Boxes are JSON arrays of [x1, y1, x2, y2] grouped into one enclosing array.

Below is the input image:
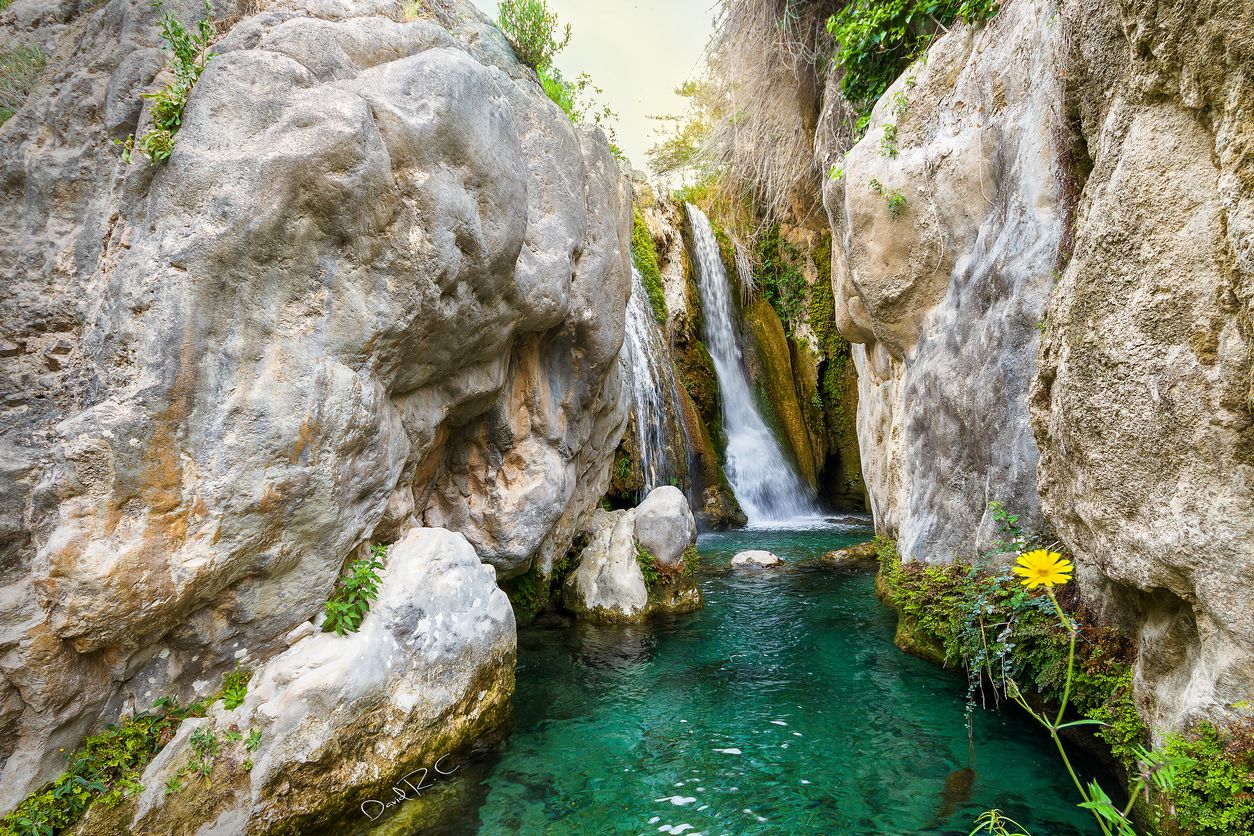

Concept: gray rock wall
[[820, 0, 1253, 732], [0, 0, 630, 808]]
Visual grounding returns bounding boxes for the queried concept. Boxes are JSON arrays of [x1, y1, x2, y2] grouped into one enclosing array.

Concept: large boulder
[[92, 527, 515, 834], [0, 0, 629, 808], [564, 502, 702, 623], [563, 509, 649, 621], [632, 485, 697, 569]]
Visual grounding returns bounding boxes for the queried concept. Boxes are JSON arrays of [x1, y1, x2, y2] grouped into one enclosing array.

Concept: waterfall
[[622, 266, 686, 493], [685, 203, 820, 525]]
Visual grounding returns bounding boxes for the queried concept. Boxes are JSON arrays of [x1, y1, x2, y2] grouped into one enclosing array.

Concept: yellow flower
[[1013, 549, 1073, 588]]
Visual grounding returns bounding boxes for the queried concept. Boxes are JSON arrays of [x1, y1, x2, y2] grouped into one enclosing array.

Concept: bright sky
[[469, 0, 716, 176]]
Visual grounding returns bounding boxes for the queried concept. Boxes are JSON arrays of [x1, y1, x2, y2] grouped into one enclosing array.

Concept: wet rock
[[563, 510, 650, 621], [821, 541, 877, 571], [731, 551, 782, 568], [633, 486, 697, 569]]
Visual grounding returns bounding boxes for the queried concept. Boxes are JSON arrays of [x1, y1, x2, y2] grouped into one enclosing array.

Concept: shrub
[[497, 0, 570, 71], [0, 41, 46, 125], [323, 544, 386, 635], [118, 0, 214, 164], [631, 209, 668, 325], [827, 0, 999, 128]]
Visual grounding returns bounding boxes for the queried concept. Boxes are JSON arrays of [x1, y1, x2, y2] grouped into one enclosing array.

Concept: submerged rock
[[821, 541, 877, 571], [731, 551, 782, 568]]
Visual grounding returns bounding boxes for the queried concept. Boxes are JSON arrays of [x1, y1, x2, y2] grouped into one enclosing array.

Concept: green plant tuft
[[117, 0, 214, 164], [0, 40, 46, 126], [218, 663, 252, 711], [635, 543, 660, 591], [754, 225, 807, 335], [497, 0, 570, 72], [323, 543, 386, 636]]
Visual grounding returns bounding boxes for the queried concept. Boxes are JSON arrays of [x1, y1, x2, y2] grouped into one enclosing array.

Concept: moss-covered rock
[[631, 208, 668, 325], [742, 299, 818, 489]]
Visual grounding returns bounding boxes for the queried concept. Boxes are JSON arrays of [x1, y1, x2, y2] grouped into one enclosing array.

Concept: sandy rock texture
[[0, 0, 629, 810], [820, 0, 1252, 731]]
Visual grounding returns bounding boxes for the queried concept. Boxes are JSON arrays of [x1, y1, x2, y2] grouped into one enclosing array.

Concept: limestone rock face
[[118, 527, 515, 834], [819, 0, 1253, 731], [820, 0, 1064, 563], [0, 0, 629, 808], [632, 485, 696, 569]]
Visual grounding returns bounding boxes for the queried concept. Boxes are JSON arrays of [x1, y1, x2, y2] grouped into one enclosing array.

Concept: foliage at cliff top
[[117, 0, 214, 164], [631, 209, 668, 325], [827, 0, 999, 127], [497, 0, 570, 71]]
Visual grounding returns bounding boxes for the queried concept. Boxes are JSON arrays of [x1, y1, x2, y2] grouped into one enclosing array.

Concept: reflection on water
[[364, 524, 1102, 835]]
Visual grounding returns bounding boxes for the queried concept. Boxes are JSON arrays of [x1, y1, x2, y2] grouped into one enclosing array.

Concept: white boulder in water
[[564, 509, 650, 620], [731, 550, 782, 568], [633, 486, 697, 569]]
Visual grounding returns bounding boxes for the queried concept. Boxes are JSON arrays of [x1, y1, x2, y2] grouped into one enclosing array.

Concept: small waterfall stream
[[685, 204, 820, 525], [622, 266, 686, 492]]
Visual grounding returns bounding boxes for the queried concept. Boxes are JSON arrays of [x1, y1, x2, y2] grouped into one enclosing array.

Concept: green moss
[[631, 209, 668, 325], [681, 544, 700, 576], [874, 537, 1145, 751], [742, 299, 816, 488], [1159, 721, 1254, 836], [754, 225, 807, 334], [503, 560, 547, 623]]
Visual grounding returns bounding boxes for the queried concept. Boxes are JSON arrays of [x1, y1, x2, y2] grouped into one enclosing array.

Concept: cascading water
[[685, 204, 820, 525], [622, 266, 686, 492]]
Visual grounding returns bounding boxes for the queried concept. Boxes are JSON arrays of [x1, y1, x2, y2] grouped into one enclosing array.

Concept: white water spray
[[685, 204, 820, 525]]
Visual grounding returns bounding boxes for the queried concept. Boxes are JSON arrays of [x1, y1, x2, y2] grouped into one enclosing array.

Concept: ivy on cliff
[[827, 0, 999, 128]]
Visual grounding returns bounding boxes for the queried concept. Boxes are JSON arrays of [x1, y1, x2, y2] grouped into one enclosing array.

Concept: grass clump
[[118, 0, 214, 164], [323, 543, 386, 635], [631, 209, 668, 325], [0, 40, 46, 126], [827, 0, 999, 130], [635, 543, 660, 591]]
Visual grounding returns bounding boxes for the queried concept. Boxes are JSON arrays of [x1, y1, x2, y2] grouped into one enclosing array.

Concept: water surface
[[374, 525, 1099, 835]]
